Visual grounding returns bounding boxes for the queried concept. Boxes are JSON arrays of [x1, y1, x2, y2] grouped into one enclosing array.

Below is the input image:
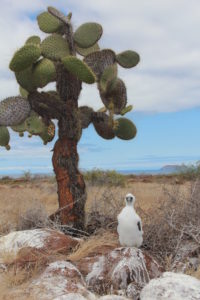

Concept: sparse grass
[[0, 179, 58, 235], [189, 266, 200, 280], [67, 230, 119, 262], [0, 246, 50, 298], [0, 250, 17, 264], [2, 266, 32, 287], [0, 259, 46, 300], [0, 246, 70, 300]]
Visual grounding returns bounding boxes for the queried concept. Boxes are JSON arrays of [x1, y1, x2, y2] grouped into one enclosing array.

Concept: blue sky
[[0, 0, 200, 175]]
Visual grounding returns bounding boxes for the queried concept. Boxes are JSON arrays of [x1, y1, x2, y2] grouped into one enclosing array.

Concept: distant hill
[[0, 164, 192, 178], [117, 164, 188, 175]]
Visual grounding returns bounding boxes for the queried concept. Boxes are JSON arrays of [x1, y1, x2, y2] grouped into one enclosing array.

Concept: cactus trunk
[[52, 137, 86, 229], [51, 42, 86, 229]]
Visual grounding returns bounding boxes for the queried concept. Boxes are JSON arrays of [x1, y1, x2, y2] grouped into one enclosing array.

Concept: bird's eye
[[127, 197, 132, 201]]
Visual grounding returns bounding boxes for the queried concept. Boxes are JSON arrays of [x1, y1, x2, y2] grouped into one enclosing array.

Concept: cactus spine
[[0, 97, 31, 126]]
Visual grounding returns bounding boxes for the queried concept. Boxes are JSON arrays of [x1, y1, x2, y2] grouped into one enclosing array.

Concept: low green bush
[[84, 169, 126, 187]]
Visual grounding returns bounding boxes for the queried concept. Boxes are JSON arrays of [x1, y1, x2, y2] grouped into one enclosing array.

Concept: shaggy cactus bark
[[0, 6, 140, 230], [52, 138, 86, 228]]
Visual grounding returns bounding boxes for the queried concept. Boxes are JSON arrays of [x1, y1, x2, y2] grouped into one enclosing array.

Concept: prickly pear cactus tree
[[0, 7, 139, 230]]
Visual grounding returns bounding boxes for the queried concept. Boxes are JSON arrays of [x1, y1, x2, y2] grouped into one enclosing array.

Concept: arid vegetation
[[0, 170, 200, 298]]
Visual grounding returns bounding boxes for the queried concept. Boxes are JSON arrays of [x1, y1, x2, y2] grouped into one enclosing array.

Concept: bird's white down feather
[[117, 194, 143, 247]]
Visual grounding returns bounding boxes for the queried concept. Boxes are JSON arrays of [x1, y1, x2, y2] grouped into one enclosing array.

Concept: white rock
[[53, 293, 95, 300], [54, 294, 129, 300], [111, 247, 150, 289], [0, 229, 50, 262], [29, 261, 97, 300], [86, 256, 105, 285], [99, 296, 130, 300], [140, 272, 200, 300], [0, 228, 78, 265]]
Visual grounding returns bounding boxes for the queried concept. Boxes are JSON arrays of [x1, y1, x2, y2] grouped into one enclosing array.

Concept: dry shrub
[[16, 201, 50, 231], [2, 266, 32, 288], [86, 187, 124, 234], [67, 230, 119, 262], [0, 177, 58, 236], [0, 197, 50, 235], [141, 179, 200, 268], [1, 258, 44, 292], [16, 202, 88, 238], [0, 261, 47, 300]]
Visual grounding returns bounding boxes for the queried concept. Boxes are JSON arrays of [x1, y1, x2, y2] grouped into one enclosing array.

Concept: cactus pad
[[116, 50, 140, 68], [79, 106, 93, 129], [120, 105, 133, 115], [9, 44, 41, 72], [84, 49, 116, 79], [100, 78, 127, 114], [76, 43, 100, 56], [74, 22, 103, 48], [37, 12, 63, 33], [114, 118, 137, 140], [0, 126, 10, 150], [11, 119, 27, 133], [62, 56, 96, 84], [32, 58, 56, 88], [41, 34, 70, 61], [0, 96, 31, 126], [26, 36, 41, 45], [39, 121, 55, 144], [15, 67, 36, 92], [99, 63, 118, 93], [25, 114, 46, 135], [93, 113, 115, 140], [19, 86, 29, 98]]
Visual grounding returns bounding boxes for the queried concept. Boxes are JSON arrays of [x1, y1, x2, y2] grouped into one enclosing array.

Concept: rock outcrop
[[140, 272, 200, 300], [27, 260, 97, 300], [0, 229, 165, 299], [0, 228, 79, 265], [76, 247, 162, 298]]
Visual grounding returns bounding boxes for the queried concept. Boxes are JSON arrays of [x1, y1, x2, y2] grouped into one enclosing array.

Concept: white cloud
[[1, 0, 200, 112]]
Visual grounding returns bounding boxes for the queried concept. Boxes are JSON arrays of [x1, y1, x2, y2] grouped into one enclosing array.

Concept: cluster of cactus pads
[[0, 6, 139, 150]]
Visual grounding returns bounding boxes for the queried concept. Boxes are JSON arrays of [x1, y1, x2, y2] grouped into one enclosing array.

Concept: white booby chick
[[117, 193, 143, 247]]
